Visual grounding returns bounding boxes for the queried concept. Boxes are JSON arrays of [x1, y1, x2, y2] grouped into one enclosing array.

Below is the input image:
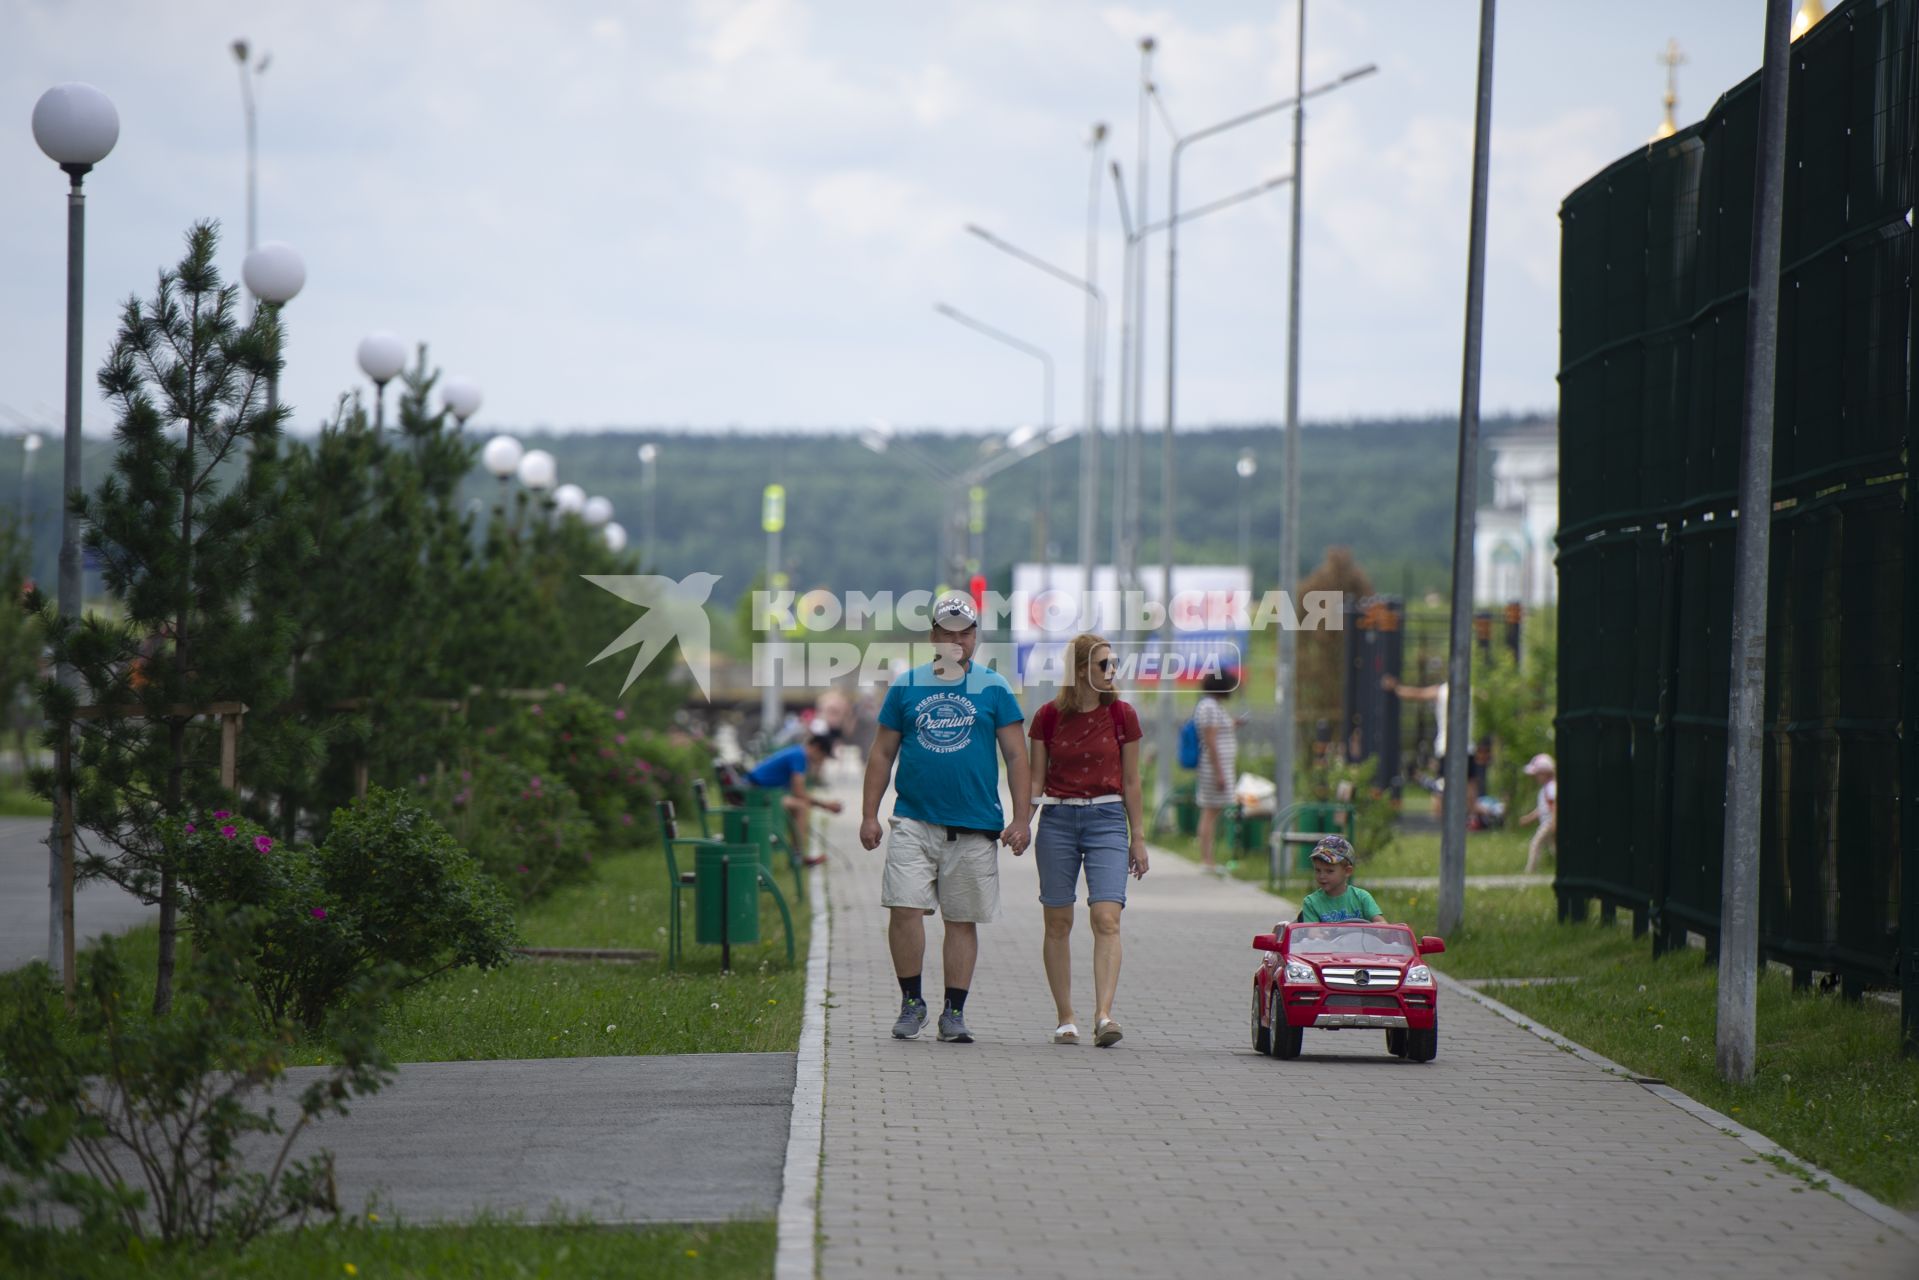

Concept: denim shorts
[[1034, 803, 1132, 908]]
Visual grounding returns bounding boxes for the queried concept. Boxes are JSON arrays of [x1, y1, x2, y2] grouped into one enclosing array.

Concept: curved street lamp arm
[[963, 224, 1104, 308], [1176, 63, 1379, 156], [933, 302, 1056, 435], [1142, 173, 1292, 237]]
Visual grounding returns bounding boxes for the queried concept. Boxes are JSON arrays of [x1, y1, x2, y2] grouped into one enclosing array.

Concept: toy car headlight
[[1404, 964, 1434, 985], [1284, 960, 1316, 984]]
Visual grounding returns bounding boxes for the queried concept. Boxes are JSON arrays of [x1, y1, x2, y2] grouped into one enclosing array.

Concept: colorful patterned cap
[[1309, 835, 1355, 865]]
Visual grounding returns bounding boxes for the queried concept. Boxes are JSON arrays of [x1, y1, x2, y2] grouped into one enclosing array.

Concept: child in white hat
[[1520, 753, 1556, 873]]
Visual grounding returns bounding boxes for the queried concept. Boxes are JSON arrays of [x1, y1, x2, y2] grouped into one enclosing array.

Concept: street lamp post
[[1237, 450, 1258, 575], [963, 224, 1105, 601], [933, 302, 1056, 585], [17, 433, 43, 532], [230, 39, 269, 257], [637, 443, 658, 571], [33, 81, 119, 976], [1152, 63, 1376, 819], [761, 482, 786, 738], [241, 241, 305, 415], [356, 332, 407, 430], [516, 448, 556, 538]]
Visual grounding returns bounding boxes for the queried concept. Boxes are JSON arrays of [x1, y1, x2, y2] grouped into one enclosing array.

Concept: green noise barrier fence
[[1554, 0, 1918, 1051]]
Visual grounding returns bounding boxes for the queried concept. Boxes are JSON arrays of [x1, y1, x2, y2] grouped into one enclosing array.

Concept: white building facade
[[1473, 421, 1558, 608]]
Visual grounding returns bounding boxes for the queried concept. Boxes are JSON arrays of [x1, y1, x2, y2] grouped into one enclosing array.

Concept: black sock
[[944, 986, 969, 1014], [898, 975, 923, 1005]]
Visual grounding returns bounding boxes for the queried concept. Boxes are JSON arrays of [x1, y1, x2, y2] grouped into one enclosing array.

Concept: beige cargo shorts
[[879, 816, 1001, 923]]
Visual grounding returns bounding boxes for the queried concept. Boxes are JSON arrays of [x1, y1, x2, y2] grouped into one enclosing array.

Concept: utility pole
[[1439, 0, 1497, 938], [1274, 0, 1308, 857], [1717, 0, 1792, 1086]]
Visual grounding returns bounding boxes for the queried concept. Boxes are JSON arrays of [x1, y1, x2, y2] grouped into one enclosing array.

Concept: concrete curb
[[1437, 971, 1919, 1243], [774, 860, 831, 1279]]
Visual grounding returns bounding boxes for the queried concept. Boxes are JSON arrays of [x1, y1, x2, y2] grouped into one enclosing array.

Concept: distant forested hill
[[449, 415, 1545, 602], [7, 415, 1548, 605]]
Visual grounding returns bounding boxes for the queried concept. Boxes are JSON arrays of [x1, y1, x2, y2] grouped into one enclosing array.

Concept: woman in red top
[[1022, 631, 1148, 1047]]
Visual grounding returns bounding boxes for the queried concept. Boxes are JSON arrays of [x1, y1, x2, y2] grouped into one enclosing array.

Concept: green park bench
[[656, 799, 795, 970]]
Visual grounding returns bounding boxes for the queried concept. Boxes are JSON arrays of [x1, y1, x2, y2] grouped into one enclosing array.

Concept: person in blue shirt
[[860, 593, 1031, 1045], [744, 727, 843, 866]]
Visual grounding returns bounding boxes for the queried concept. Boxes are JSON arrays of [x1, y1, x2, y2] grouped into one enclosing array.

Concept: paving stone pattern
[[812, 800, 1916, 1279]]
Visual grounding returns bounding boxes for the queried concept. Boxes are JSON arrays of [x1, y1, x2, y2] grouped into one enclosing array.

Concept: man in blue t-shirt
[[744, 728, 843, 866], [860, 593, 1031, 1045]]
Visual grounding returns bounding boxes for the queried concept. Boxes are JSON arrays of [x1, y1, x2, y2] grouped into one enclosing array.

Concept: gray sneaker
[[891, 997, 930, 1039], [937, 1007, 974, 1043]]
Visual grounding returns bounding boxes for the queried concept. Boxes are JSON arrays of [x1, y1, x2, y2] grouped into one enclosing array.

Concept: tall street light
[[1237, 449, 1258, 574], [230, 39, 269, 256], [1159, 60, 1377, 820], [603, 521, 628, 554], [241, 241, 305, 415], [17, 432, 43, 533], [1125, 37, 1156, 598], [637, 443, 658, 571], [33, 81, 118, 975], [964, 223, 1105, 600], [934, 302, 1056, 582], [761, 482, 786, 738], [356, 332, 407, 430]]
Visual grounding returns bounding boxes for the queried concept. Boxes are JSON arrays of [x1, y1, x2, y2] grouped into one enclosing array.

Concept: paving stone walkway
[[810, 798, 1916, 1279]]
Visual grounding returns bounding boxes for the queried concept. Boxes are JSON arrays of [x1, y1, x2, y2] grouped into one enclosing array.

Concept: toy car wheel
[[1385, 1028, 1408, 1058], [1405, 1023, 1438, 1063], [1252, 990, 1271, 1056], [1270, 989, 1303, 1059]]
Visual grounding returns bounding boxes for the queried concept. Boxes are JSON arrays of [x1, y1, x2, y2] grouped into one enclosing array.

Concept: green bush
[[0, 910, 392, 1249], [416, 750, 598, 903], [484, 690, 713, 839], [174, 790, 517, 1030]]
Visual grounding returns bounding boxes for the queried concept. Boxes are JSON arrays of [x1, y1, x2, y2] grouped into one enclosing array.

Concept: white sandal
[[1094, 1017, 1124, 1047], [1051, 1022, 1080, 1044]]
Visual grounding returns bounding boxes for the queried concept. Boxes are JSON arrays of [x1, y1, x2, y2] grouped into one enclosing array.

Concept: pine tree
[[0, 514, 43, 776], [32, 222, 296, 1015]]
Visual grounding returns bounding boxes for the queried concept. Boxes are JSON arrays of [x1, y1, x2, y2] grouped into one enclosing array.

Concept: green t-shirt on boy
[[1300, 884, 1382, 923]]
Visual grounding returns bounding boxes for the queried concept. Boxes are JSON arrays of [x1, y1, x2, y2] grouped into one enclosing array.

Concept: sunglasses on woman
[[1094, 658, 1117, 673]]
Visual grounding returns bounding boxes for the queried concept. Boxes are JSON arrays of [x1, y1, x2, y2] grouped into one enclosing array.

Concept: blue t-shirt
[[878, 662, 1024, 831], [746, 744, 808, 789]]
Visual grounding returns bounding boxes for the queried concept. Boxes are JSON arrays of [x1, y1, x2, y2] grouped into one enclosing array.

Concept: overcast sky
[[3, 0, 1768, 437]]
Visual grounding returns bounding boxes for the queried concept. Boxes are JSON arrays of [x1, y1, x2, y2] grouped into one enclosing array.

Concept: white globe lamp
[[552, 483, 586, 516], [441, 376, 482, 425], [32, 84, 119, 173], [241, 242, 305, 305], [582, 495, 613, 528], [481, 434, 523, 479], [518, 448, 557, 493]]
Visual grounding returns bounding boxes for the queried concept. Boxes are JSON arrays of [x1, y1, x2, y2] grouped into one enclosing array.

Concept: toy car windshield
[[1287, 924, 1414, 956]]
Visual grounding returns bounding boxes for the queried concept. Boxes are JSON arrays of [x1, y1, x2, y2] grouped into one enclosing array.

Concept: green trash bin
[[722, 807, 779, 878], [1175, 783, 1199, 836], [695, 844, 762, 946], [1236, 813, 1272, 857]]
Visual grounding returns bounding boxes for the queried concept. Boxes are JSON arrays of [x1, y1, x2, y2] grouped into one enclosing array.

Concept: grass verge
[[7, 839, 810, 1064], [0, 781, 51, 817], [1151, 824, 1537, 887], [1398, 886, 1918, 1212], [2, 1215, 774, 1279]]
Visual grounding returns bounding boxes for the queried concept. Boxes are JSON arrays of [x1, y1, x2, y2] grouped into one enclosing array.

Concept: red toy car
[[1251, 921, 1446, 1062]]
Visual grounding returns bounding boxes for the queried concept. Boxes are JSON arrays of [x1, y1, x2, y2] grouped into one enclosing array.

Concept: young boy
[[1299, 835, 1386, 923]]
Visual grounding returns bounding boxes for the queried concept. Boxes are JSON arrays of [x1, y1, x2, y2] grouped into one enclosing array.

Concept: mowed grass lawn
[[16, 837, 811, 1065], [1402, 886, 1919, 1212], [7, 1217, 775, 1280]]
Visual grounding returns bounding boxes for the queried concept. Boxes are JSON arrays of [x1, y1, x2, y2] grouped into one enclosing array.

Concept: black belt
[[943, 825, 999, 842]]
